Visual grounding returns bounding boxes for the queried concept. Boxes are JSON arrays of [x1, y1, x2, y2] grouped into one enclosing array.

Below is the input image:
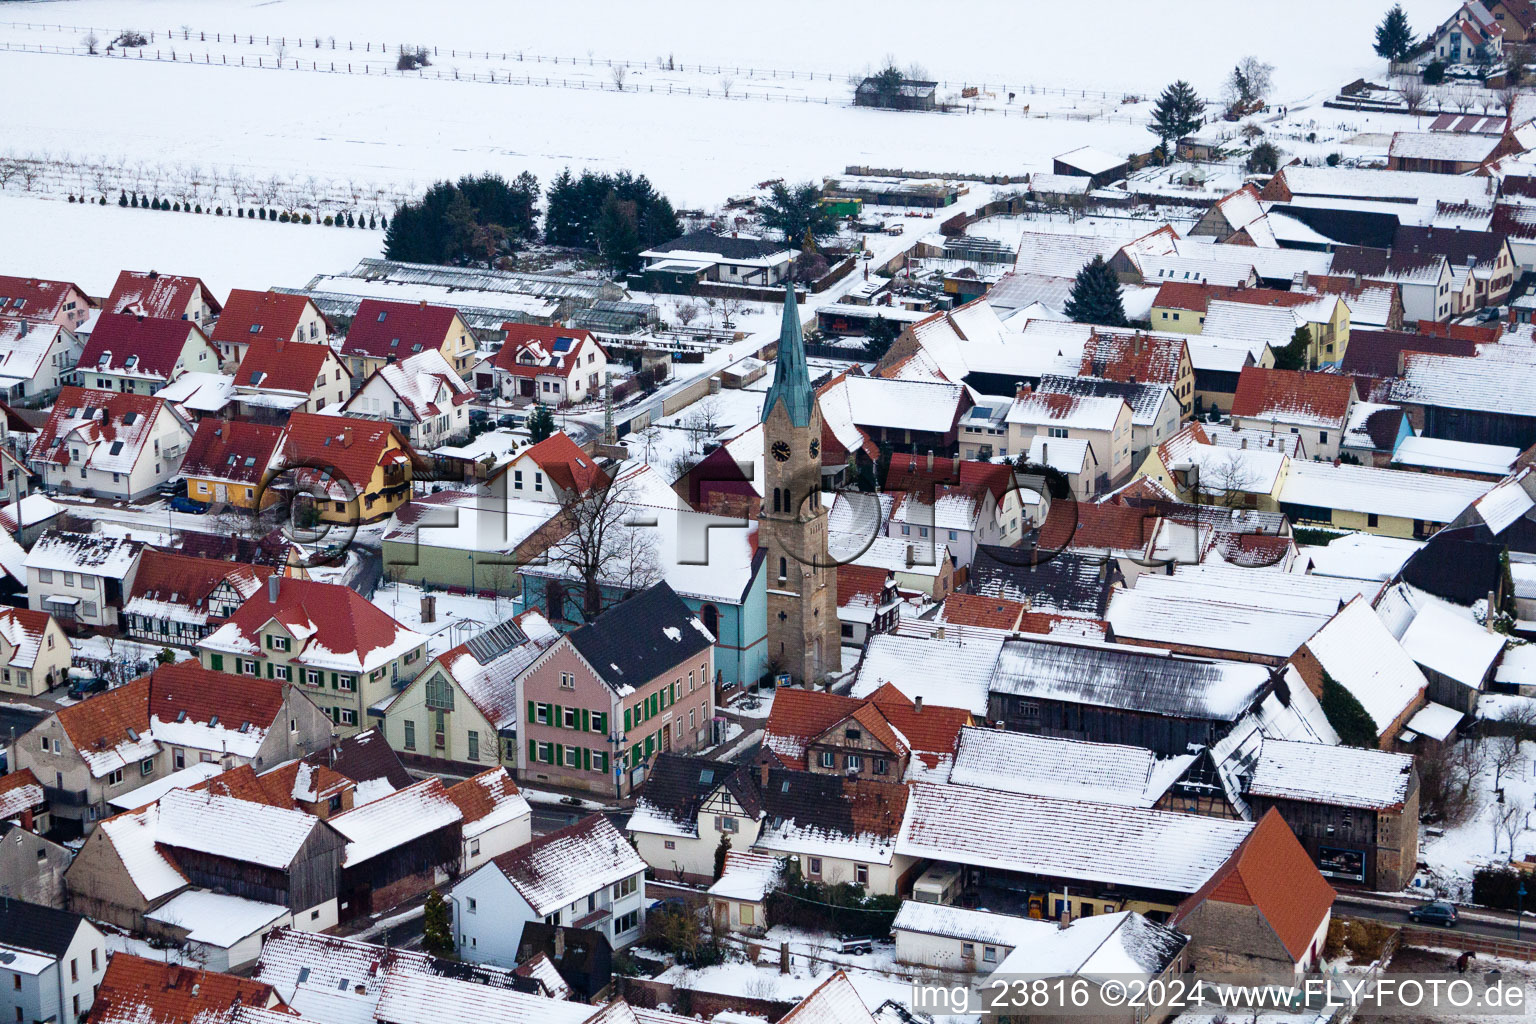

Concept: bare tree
[[1400, 78, 1427, 116], [0, 156, 18, 191], [1195, 453, 1259, 507], [611, 63, 628, 91], [272, 41, 288, 63], [682, 396, 723, 453], [719, 296, 746, 327], [719, 75, 735, 98], [1418, 738, 1484, 826], [83, 31, 99, 54], [1453, 87, 1476, 114], [547, 473, 663, 618], [1500, 86, 1522, 117], [1503, 795, 1532, 858], [674, 300, 701, 328], [1488, 731, 1526, 791], [17, 159, 40, 193]]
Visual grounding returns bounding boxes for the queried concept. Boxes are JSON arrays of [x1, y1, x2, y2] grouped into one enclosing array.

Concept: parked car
[[1407, 901, 1458, 927], [169, 495, 210, 515], [68, 676, 109, 700], [157, 478, 187, 497]]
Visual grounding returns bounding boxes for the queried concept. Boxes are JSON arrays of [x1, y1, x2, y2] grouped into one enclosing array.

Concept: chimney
[[419, 299, 428, 309], [1241, 437, 1248, 449], [421, 593, 437, 624], [1015, 382, 1031, 400], [267, 574, 281, 603], [341, 427, 354, 448], [934, 624, 946, 641], [926, 450, 934, 471], [913, 695, 923, 713], [553, 928, 566, 962], [19, 807, 32, 833], [758, 760, 770, 789]]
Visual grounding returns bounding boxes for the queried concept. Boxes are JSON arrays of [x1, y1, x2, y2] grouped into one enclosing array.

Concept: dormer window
[[377, 311, 387, 321], [249, 324, 262, 334]]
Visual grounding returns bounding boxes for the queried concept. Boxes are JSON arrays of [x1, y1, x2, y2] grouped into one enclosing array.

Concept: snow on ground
[[105, 931, 200, 966], [0, 0, 1452, 97], [0, 192, 381, 297], [371, 581, 513, 657], [1419, 737, 1536, 899], [520, 786, 608, 810]]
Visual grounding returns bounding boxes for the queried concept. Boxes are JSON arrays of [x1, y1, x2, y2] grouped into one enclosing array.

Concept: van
[[912, 864, 962, 905]]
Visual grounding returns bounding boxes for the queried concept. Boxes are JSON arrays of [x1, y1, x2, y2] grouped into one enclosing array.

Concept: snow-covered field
[[0, 192, 380, 295]]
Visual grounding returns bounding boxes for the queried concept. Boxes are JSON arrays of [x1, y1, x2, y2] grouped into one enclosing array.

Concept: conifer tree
[[421, 889, 455, 958], [1148, 80, 1204, 158], [1374, 4, 1415, 61], [1062, 255, 1128, 327]]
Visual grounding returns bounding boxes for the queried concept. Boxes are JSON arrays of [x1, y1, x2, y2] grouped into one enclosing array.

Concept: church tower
[[759, 283, 840, 686]]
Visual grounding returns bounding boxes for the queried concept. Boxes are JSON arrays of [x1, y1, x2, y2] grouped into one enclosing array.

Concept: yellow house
[[181, 419, 287, 510], [1137, 422, 1291, 513], [1275, 460, 1491, 539], [340, 299, 479, 381], [1151, 282, 1352, 368], [270, 412, 421, 524]]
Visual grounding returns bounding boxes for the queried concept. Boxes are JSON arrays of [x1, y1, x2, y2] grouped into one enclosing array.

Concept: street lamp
[[1519, 880, 1528, 942]]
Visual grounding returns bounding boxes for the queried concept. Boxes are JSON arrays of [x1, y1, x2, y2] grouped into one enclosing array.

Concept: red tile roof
[[444, 767, 523, 825], [341, 299, 458, 359], [1415, 319, 1502, 343], [762, 685, 970, 773], [1172, 808, 1334, 962], [88, 954, 277, 1024], [181, 419, 286, 484], [127, 549, 275, 618], [514, 431, 608, 495], [235, 337, 343, 394], [208, 576, 422, 671], [938, 592, 1027, 630], [1079, 331, 1186, 385], [836, 564, 891, 607], [277, 412, 412, 491], [211, 289, 325, 346], [491, 323, 605, 379], [1230, 367, 1355, 426], [0, 767, 44, 819], [29, 387, 175, 468], [1038, 500, 1157, 554], [80, 313, 211, 381], [0, 275, 91, 321], [1155, 282, 1329, 315], [104, 271, 220, 322]]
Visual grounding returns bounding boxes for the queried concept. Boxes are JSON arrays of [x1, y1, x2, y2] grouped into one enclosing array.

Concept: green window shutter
[[582, 748, 591, 771], [645, 734, 655, 756], [210, 654, 223, 672], [528, 700, 537, 724], [624, 707, 631, 731], [330, 672, 339, 690], [596, 751, 608, 773], [552, 704, 563, 730], [593, 712, 606, 735], [265, 662, 274, 679], [527, 739, 536, 763], [580, 708, 590, 732]]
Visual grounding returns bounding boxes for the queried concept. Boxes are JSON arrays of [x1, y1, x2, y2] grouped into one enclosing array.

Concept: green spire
[[761, 281, 813, 428]]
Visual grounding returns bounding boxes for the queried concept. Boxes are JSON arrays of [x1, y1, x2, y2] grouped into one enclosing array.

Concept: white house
[[451, 813, 646, 964], [1005, 387, 1133, 495], [0, 902, 108, 1024], [444, 767, 533, 874], [342, 349, 474, 450], [0, 318, 82, 404], [639, 230, 795, 286], [25, 531, 144, 631], [76, 314, 221, 395], [489, 430, 609, 506], [476, 324, 610, 406], [28, 387, 192, 500], [144, 890, 292, 973]]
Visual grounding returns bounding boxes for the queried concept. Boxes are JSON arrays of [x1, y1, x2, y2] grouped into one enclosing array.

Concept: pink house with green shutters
[[519, 582, 715, 798]]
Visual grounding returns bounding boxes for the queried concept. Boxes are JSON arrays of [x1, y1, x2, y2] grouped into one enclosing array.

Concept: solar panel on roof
[[464, 619, 529, 664], [552, 337, 574, 352]]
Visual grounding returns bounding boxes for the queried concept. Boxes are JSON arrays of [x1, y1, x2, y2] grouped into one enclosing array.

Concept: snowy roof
[[900, 781, 1252, 893], [1007, 390, 1125, 431], [1398, 603, 1505, 689], [1248, 740, 1414, 810], [1036, 373, 1176, 428], [839, 374, 966, 433], [777, 973, 878, 1024], [374, 972, 594, 1024], [484, 813, 644, 917], [0, 318, 67, 383], [352, 349, 474, 422], [1055, 146, 1127, 176], [1026, 434, 1091, 474], [1470, 470, 1536, 534], [946, 726, 1193, 807], [0, 769, 43, 822], [156, 787, 321, 869], [444, 768, 531, 840], [29, 387, 184, 475], [1278, 459, 1490, 524], [330, 777, 462, 867], [988, 634, 1271, 721], [1304, 533, 1421, 582], [993, 911, 1188, 981], [706, 851, 781, 903], [1406, 701, 1464, 741], [1393, 350, 1536, 418], [95, 805, 187, 900], [1184, 336, 1260, 371], [429, 614, 560, 731], [108, 761, 225, 811], [146, 890, 289, 947], [24, 529, 143, 578], [1231, 367, 1355, 429], [1200, 300, 1307, 348], [383, 491, 560, 556], [1268, 165, 1496, 205], [892, 900, 1050, 947], [851, 620, 1007, 715], [1298, 597, 1427, 735]]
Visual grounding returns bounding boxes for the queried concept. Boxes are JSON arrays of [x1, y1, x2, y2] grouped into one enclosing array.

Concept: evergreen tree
[[713, 831, 731, 881], [1147, 80, 1204, 158], [1320, 671, 1378, 748], [1246, 141, 1282, 174], [595, 193, 642, 275], [527, 403, 556, 443], [760, 181, 836, 244], [421, 889, 455, 958], [1062, 255, 1128, 327], [384, 172, 540, 266], [1273, 325, 1313, 371], [1374, 5, 1415, 61], [118, 190, 128, 207], [863, 316, 901, 362]]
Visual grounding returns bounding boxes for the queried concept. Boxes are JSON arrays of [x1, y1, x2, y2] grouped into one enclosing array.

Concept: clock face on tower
[[771, 440, 792, 462], [809, 439, 820, 459]]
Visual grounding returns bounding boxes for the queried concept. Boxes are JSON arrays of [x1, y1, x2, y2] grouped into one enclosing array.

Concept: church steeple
[[761, 282, 813, 428]]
